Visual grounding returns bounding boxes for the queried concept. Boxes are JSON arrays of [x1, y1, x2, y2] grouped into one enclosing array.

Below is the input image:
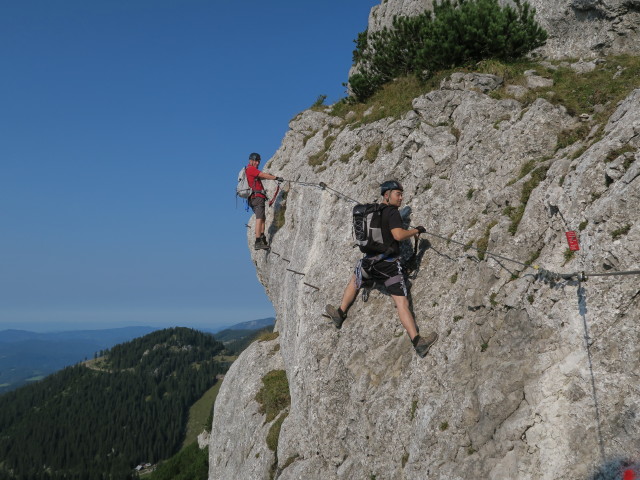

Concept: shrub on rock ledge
[[349, 0, 547, 101]]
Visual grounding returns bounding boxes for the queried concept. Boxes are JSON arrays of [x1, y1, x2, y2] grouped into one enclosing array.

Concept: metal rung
[[286, 268, 305, 276]]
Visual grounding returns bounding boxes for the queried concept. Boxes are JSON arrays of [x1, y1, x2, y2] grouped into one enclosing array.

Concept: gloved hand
[[276, 177, 284, 183], [416, 226, 426, 234]]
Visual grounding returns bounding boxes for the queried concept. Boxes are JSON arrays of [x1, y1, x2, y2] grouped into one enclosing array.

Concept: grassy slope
[[327, 55, 640, 132], [182, 381, 223, 449]]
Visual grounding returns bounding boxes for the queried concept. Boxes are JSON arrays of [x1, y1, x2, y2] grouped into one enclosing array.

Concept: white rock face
[[209, 63, 640, 478], [209, 2, 640, 478], [363, 0, 640, 60], [197, 431, 210, 450], [209, 338, 285, 479]]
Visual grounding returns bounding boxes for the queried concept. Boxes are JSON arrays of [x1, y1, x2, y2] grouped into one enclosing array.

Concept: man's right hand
[[276, 176, 284, 182], [416, 226, 426, 234]]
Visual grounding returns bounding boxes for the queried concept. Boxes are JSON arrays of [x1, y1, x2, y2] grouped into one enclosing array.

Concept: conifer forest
[[0, 328, 229, 480]]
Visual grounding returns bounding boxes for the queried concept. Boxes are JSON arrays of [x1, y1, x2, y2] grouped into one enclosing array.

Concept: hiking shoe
[[412, 332, 438, 358], [254, 237, 269, 250], [324, 304, 346, 329]]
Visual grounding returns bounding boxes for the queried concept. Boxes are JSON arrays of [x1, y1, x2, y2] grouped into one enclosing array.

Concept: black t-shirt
[[380, 205, 403, 256]]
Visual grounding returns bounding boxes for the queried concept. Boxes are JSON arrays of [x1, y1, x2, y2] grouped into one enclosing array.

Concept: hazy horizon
[[0, 313, 275, 334]]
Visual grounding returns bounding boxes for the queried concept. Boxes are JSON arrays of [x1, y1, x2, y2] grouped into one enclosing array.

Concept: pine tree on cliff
[[349, 0, 547, 101]]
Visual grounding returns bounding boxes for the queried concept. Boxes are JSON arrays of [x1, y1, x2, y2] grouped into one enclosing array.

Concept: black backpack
[[352, 203, 389, 255]]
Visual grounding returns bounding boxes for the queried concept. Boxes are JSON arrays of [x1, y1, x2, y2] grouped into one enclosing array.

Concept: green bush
[[311, 94, 327, 109], [266, 412, 288, 451], [563, 248, 575, 263], [349, 0, 546, 101], [611, 224, 631, 240], [349, 72, 383, 103], [364, 143, 381, 163], [255, 370, 291, 423]]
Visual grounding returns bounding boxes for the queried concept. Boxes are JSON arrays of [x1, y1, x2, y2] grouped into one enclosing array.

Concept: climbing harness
[[238, 163, 285, 212]]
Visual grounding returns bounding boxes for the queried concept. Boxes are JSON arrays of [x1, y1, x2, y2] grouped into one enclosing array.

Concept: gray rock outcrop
[[209, 2, 640, 479], [363, 0, 640, 60], [210, 65, 640, 479], [210, 338, 285, 478]]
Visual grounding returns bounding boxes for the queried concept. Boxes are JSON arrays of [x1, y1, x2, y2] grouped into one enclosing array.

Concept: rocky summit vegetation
[[349, 0, 547, 101]]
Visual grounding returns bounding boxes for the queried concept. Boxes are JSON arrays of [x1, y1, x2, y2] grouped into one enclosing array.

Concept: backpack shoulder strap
[[247, 166, 266, 197]]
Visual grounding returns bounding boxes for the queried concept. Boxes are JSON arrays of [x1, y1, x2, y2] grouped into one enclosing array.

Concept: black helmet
[[249, 152, 261, 161], [380, 180, 403, 196]]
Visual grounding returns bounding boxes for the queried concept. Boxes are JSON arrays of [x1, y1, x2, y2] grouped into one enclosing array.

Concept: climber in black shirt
[[324, 180, 438, 358]]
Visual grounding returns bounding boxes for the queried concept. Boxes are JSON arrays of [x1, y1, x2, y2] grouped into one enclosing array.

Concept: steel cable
[[277, 179, 640, 281]]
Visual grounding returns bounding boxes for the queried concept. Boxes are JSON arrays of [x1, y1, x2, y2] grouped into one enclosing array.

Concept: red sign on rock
[[565, 231, 580, 251]]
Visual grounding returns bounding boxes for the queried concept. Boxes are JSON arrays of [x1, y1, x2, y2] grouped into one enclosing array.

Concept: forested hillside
[[215, 326, 275, 354], [0, 328, 228, 480]]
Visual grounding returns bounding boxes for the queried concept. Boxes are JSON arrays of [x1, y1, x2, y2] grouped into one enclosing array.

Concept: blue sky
[[0, 0, 378, 332]]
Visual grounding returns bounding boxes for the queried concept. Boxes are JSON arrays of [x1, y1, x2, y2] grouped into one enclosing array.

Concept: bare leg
[[255, 218, 265, 238], [391, 294, 418, 340], [340, 275, 358, 313]]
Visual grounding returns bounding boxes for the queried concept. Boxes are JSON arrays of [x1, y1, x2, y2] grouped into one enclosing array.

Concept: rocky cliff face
[[366, 0, 640, 60], [210, 3, 640, 480]]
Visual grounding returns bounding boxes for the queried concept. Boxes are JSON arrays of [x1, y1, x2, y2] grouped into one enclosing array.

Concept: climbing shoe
[[324, 304, 346, 329], [412, 332, 438, 358]]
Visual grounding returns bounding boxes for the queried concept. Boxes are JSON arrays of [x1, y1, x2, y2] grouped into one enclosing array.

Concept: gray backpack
[[236, 168, 252, 199]]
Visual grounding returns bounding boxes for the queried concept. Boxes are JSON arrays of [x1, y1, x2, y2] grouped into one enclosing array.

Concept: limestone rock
[[525, 73, 555, 89], [505, 84, 530, 99], [209, 338, 285, 480], [367, 0, 435, 33], [440, 72, 504, 93], [571, 59, 599, 74], [210, 2, 640, 478], [210, 68, 640, 478], [359, 0, 640, 60], [197, 431, 210, 450]]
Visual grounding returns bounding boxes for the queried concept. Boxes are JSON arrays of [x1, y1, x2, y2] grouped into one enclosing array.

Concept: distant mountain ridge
[[206, 316, 275, 333], [0, 318, 275, 394], [0, 326, 158, 343]]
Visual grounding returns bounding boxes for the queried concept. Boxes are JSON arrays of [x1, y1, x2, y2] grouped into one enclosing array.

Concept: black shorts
[[355, 256, 407, 297], [249, 196, 266, 220]]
